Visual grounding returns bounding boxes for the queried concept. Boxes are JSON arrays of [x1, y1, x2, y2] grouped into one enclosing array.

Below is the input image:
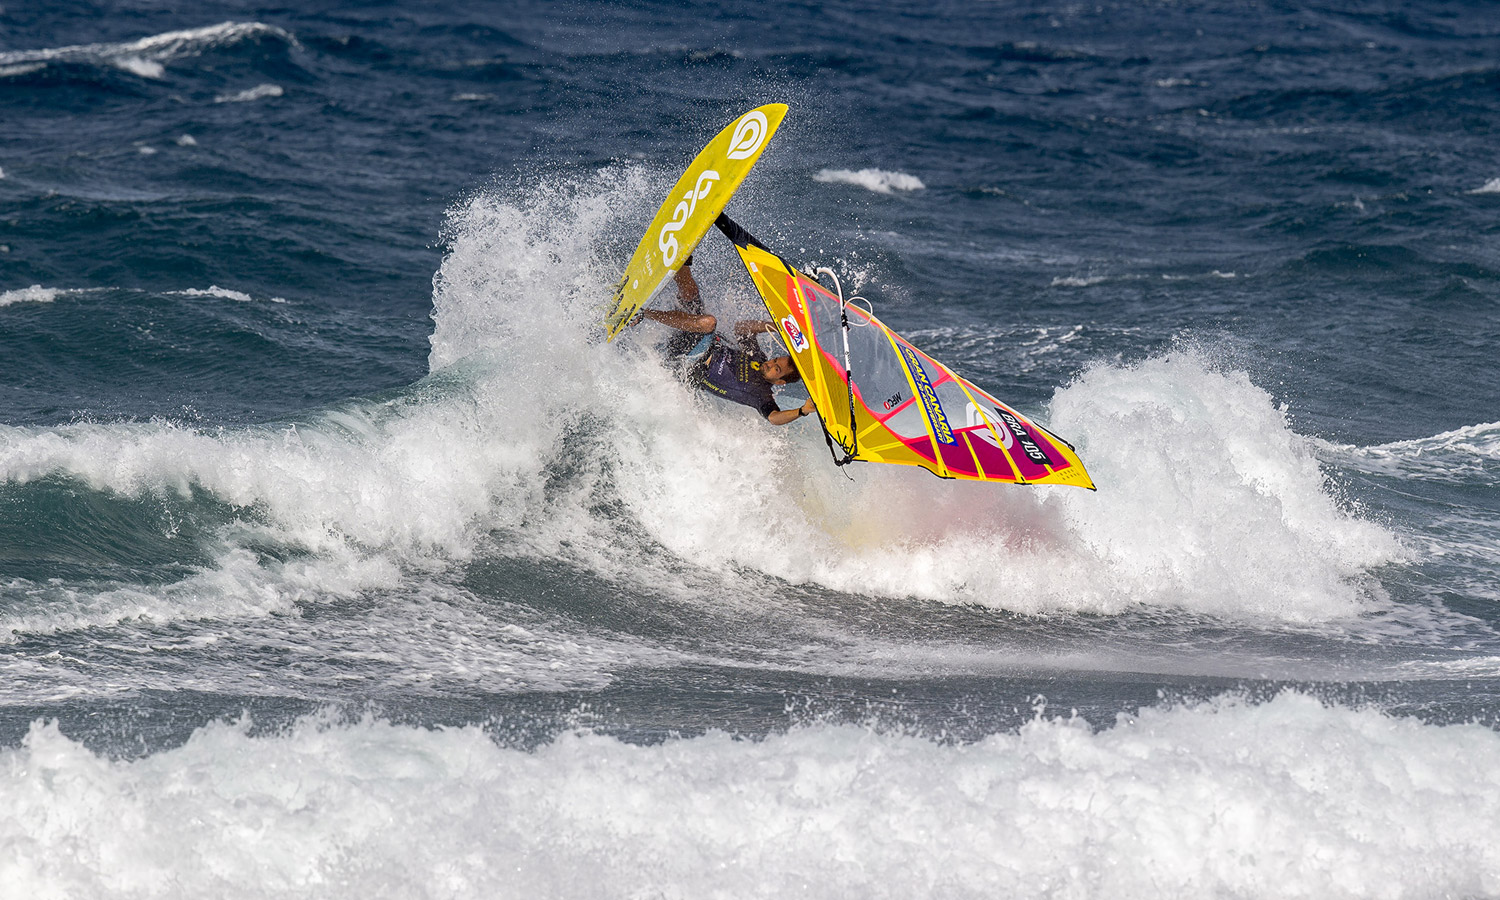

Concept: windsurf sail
[[602, 103, 788, 341], [717, 214, 1095, 490]]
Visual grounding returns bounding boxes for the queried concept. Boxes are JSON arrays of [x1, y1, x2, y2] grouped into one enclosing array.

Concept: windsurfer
[[635, 258, 817, 426]]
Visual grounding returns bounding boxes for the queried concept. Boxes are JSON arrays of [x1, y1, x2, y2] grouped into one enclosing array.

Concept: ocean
[[3, 1, 1500, 896]]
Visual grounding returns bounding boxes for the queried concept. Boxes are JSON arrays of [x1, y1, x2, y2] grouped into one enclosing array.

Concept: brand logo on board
[[726, 111, 769, 160], [657, 169, 720, 268]]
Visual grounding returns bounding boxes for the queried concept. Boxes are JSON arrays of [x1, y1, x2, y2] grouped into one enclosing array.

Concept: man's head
[[760, 355, 801, 385]]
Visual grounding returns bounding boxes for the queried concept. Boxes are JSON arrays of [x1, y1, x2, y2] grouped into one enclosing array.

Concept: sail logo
[[780, 315, 809, 352], [726, 111, 769, 160], [898, 344, 953, 444], [966, 403, 1014, 449], [657, 169, 720, 267], [996, 409, 1052, 465]]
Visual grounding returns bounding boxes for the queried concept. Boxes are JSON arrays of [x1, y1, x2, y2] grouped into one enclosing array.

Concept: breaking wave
[[4, 692, 1498, 899], [0, 172, 1408, 649]]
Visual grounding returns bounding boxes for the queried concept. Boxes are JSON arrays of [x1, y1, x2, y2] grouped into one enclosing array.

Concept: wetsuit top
[[687, 336, 779, 419]]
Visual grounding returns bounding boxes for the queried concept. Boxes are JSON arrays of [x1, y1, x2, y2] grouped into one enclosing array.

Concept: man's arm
[[766, 397, 817, 426], [734, 319, 775, 337], [734, 319, 774, 352]]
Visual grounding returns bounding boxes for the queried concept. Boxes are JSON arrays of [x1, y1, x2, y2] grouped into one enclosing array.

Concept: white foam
[[1046, 351, 1405, 621], [0, 315, 614, 642], [596, 343, 1403, 622], [113, 55, 164, 79], [0, 395, 529, 563], [0, 62, 47, 78], [813, 167, 926, 194], [176, 134, 198, 147], [0, 547, 383, 640], [3, 693, 1499, 898], [0, 173, 651, 641], [172, 285, 253, 302], [215, 83, 283, 103], [1050, 274, 1109, 287], [164, 285, 286, 303], [0, 285, 59, 307], [0, 566, 678, 698], [1468, 178, 1500, 195]]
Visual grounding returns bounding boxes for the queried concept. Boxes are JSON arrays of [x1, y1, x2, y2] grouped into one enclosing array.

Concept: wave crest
[[813, 168, 926, 194], [0, 21, 298, 77]]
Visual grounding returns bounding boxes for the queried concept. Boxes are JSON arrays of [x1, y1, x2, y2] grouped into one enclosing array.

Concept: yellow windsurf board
[[602, 103, 787, 341]]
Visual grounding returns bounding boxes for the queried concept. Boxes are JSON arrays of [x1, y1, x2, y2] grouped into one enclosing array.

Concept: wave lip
[[1321, 420, 1500, 482], [813, 167, 926, 194], [0, 21, 297, 78], [1366, 421, 1500, 460]]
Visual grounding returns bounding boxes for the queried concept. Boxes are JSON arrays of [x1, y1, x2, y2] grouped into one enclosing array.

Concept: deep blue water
[[3, 2, 1500, 896]]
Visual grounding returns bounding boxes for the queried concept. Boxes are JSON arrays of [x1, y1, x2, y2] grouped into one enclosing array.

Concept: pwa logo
[[780, 315, 809, 352], [727, 110, 769, 160], [658, 169, 720, 267]]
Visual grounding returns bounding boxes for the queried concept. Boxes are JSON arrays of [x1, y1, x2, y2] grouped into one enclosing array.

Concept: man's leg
[[673, 259, 702, 314], [636, 257, 711, 363], [640, 308, 715, 333]]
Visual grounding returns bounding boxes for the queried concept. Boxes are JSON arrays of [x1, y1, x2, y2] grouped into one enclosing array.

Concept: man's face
[[761, 356, 796, 383]]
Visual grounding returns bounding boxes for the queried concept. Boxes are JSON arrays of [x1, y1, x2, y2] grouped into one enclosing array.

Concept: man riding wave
[[633, 256, 817, 426]]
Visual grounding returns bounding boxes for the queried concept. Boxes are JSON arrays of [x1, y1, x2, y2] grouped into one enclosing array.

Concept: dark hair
[[781, 367, 802, 385]]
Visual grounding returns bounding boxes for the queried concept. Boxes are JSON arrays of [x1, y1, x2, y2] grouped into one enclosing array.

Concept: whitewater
[[7, 694, 1500, 899]]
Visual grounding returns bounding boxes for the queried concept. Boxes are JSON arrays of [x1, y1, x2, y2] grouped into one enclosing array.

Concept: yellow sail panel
[[718, 215, 1094, 490], [730, 239, 857, 452], [602, 104, 788, 341]]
